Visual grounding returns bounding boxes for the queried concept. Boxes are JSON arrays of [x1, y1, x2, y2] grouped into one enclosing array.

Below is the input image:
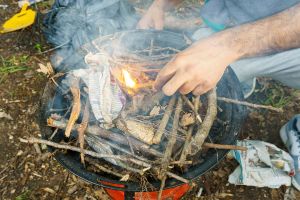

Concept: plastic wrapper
[[228, 140, 294, 188]]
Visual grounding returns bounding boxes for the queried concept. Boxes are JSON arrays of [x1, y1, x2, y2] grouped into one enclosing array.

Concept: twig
[[178, 127, 246, 151], [86, 133, 152, 167], [33, 143, 42, 154], [159, 97, 182, 180], [65, 80, 81, 137], [85, 157, 125, 178], [20, 137, 148, 166], [77, 100, 90, 165], [166, 172, 189, 183], [47, 118, 163, 157], [152, 96, 176, 144], [158, 176, 167, 200], [187, 88, 217, 155], [193, 95, 201, 114], [49, 128, 59, 140], [217, 97, 283, 112], [181, 95, 202, 123], [170, 160, 192, 165], [22, 137, 149, 175], [110, 59, 168, 69], [202, 143, 247, 151], [37, 41, 69, 55], [178, 126, 194, 167]]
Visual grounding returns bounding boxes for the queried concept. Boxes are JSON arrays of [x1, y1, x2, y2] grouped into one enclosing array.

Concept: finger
[[162, 71, 188, 96], [154, 71, 174, 91], [192, 84, 208, 96], [154, 59, 179, 90], [179, 81, 198, 95]]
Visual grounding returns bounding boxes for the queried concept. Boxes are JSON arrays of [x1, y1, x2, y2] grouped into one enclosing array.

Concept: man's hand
[[154, 35, 242, 96], [136, 1, 165, 30], [136, 0, 182, 30], [155, 3, 300, 96]]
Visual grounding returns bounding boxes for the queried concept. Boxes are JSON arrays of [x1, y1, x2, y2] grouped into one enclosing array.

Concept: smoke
[[43, 0, 138, 72]]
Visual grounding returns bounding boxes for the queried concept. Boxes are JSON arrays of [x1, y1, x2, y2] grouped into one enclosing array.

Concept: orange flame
[[122, 69, 136, 89]]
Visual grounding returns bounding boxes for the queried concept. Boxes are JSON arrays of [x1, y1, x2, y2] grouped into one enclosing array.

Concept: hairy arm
[[227, 3, 300, 57], [155, 3, 300, 96]]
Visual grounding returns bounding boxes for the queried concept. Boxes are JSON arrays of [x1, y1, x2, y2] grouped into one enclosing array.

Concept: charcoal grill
[[39, 30, 247, 199]]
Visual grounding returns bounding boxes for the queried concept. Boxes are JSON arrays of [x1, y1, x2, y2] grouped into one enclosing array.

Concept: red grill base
[[104, 183, 190, 200]]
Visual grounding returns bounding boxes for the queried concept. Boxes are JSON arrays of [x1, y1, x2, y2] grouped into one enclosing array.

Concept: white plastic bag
[[228, 140, 294, 188]]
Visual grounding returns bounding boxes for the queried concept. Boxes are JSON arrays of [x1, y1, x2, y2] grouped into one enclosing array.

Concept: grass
[[263, 84, 292, 108], [34, 43, 42, 53], [250, 81, 293, 108], [15, 190, 31, 200], [0, 55, 29, 74], [0, 55, 30, 84]]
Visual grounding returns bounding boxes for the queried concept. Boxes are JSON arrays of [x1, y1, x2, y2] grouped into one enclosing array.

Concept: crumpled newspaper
[[228, 140, 294, 188], [71, 53, 126, 125]]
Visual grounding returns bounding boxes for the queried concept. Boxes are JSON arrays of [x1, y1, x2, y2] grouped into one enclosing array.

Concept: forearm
[[216, 3, 300, 59]]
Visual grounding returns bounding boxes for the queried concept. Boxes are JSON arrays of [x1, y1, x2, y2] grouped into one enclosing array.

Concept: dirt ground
[[1, 1, 300, 200]]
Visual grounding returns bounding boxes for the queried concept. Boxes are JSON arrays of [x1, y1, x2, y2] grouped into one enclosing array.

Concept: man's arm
[[228, 3, 300, 57], [155, 3, 300, 96]]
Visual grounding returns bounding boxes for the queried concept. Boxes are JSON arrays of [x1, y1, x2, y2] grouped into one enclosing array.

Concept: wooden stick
[[77, 101, 90, 165], [217, 97, 283, 112], [158, 176, 167, 200], [65, 81, 81, 137], [21, 137, 150, 174], [202, 143, 247, 151], [34, 135, 188, 183], [181, 95, 202, 123], [187, 88, 217, 155], [178, 126, 194, 167], [86, 133, 153, 166], [152, 96, 176, 144], [47, 118, 163, 157], [20, 137, 133, 161], [178, 127, 246, 151], [166, 172, 189, 183], [25, 136, 152, 176], [193, 95, 201, 114], [170, 160, 193, 165], [85, 157, 125, 178], [159, 97, 182, 180]]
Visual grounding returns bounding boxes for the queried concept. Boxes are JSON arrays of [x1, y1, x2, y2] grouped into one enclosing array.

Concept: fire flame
[[122, 69, 136, 89]]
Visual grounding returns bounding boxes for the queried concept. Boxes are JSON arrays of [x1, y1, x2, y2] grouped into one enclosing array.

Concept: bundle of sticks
[[22, 69, 285, 199], [25, 73, 247, 199]]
